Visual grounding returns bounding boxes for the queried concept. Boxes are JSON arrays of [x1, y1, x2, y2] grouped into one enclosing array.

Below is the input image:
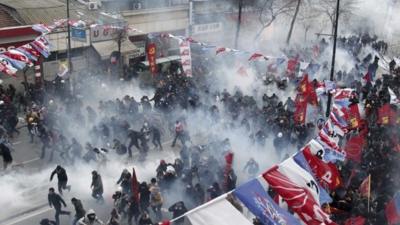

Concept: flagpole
[[325, 0, 340, 117], [367, 174, 371, 213]]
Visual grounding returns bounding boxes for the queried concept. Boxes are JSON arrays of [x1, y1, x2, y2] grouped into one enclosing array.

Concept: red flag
[[147, 43, 157, 75], [344, 134, 366, 163], [287, 57, 299, 77], [298, 74, 318, 105], [131, 168, 139, 203], [359, 175, 371, 198], [377, 103, 392, 125], [302, 147, 342, 190], [345, 104, 362, 129], [363, 71, 372, 82], [3, 49, 33, 66], [159, 220, 170, 225], [263, 167, 337, 225], [294, 94, 307, 125], [223, 152, 234, 191], [248, 53, 266, 61], [344, 216, 366, 225]]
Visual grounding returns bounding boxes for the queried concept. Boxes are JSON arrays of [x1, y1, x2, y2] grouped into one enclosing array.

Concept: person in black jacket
[[116, 169, 131, 195], [71, 197, 86, 225], [50, 165, 71, 195], [168, 201, 187, 225], [91, 170, 104, 204], [0, 142, 12, 170], [39, 218, 57, 225], [137, 212, 153, 225], [48, 187, 70, 225], [139, 182, 151, 213]]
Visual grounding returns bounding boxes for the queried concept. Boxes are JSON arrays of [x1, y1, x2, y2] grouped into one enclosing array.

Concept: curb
[[0, 203, 48, 225]]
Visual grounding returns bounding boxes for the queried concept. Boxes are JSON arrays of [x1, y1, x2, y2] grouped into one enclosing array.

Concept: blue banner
[[233, 178, 301, 225], [71, 27, 86, 42]]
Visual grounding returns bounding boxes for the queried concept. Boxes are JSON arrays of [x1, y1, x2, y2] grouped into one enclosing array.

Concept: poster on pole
[[71, 27, 87, 42], [179, 40, 192, 77], [147, 43, 157, 75]]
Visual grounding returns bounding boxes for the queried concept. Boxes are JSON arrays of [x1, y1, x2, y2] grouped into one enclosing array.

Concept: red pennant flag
[[344, 216, 366, 225], [248, 53, 266, 61], [131, 168, 139, 204], [263, 167, 337, 225], [302, 147, 342, 190], [359, 175, 371, 198]]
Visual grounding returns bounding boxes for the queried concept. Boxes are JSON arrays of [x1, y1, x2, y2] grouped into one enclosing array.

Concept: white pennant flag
[[187, 195, 253, 225]]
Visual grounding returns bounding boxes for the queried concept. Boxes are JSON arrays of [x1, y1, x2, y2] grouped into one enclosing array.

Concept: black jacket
[[48, 193, 66, 209], [50, 167, 68, 182], [72, 199, 86, 218]]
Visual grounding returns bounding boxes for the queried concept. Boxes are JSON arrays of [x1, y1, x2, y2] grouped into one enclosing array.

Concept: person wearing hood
[[77, 209, 104, 225], [116, 169, 131, 195], [71, 197, 86, 225], [106, 208, 120, 225], [50, 165, 71, 195], [48, 187, 70, 225], [168, 201, 187, 225], [91, 171, 104, 203]]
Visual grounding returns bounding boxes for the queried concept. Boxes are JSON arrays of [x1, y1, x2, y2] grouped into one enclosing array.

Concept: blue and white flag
[[234, 178, 301, 225]]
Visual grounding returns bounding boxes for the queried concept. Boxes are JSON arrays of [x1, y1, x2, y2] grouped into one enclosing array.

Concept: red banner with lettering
[[147, 43, 157, 75]]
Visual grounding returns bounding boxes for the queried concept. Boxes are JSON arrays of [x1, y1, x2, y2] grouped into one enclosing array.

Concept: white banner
[[187, 198, 253, 225], [179, 40, 192, 77]]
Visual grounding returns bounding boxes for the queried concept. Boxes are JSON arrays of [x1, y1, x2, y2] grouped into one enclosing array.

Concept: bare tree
[[253, 0, 298, 40], [314, 0, 359, 33]]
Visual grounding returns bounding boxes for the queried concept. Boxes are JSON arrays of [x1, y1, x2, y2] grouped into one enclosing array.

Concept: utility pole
[[66, 0, 73, 95], [286, 0, 301, 44], [234, 0, 243, 48], [188, 0, 193, 36], [325, 0, 340, 117]]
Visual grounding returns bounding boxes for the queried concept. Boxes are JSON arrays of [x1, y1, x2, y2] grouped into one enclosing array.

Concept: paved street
[[0, 121, 180, 225]]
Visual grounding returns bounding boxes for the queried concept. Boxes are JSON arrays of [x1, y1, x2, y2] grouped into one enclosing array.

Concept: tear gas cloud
[[1, 0, 397, 221]]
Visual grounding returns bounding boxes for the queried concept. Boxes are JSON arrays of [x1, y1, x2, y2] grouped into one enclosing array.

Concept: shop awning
[[92, 40, 139, 60], [141, 55, 181, 66]]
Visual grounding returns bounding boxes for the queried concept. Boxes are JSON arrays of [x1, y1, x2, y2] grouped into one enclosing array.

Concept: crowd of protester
[[0, 32, 400, 225]]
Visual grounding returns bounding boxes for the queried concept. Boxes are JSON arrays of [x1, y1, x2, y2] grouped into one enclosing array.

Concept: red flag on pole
[[263, 166, 337, 225], [359, 175, 371, 198], [131, 167, 139, 204], [302, 147, 342, 190], [223, 152, 234, 192], [294, 94, 307, 125]]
